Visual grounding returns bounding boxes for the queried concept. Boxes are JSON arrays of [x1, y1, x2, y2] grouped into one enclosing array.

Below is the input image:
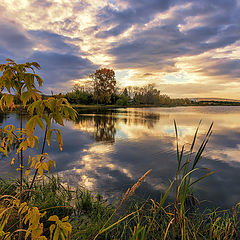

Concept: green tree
[[90, 68, 116, 104], [66, 83, 93, 104], [122, 88, 129, 97], [0, 59, 76, 239]]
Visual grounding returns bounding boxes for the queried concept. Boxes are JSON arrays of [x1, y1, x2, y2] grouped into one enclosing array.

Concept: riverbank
[[2, 101, 240, 115], [71, 102, 240, 110], [1, 174, 239, 239]]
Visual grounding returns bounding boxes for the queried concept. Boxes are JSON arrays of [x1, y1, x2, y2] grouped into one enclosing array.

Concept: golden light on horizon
[[0, 0, 240, 98]]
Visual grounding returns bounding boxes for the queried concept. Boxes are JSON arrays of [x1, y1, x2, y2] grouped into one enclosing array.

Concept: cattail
[[121, 169, 152, 205]]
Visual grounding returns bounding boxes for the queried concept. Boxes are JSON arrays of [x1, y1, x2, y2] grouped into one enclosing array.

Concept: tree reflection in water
[[94, 115, 116, 143], [75, 113, 117, 143], [75, 110, 162, 143]]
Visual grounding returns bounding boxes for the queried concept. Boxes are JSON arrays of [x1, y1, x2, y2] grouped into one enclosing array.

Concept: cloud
[[0, 19, 33, 57], [103, 0, 240, 93], [28, 51, 97, 91], [31, 0, 53, 8], [96, 0, 173, 38], [0, 0, 240, 96], [0, 17, 97, 92], [35, 111, 240, 207], [29, 30, 82, 54]]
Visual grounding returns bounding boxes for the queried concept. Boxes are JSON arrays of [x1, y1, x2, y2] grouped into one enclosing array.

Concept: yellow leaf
[[17, 141, 28, 152], [35, 161, 41, 169], [50, 224, 56, 237], [30, 156, 36, 169], [36, 116, 45, 132], [28, 155, 31, 164], [46, 129, 53, 146], [11, 157, 15, 165], [42, 162, 48, 171], [39, 237, 48, 240], [48, 215, 59, 222], [18, 202, 28, 214], [38, 166, 43, 176], [62, 216, 69, 222], [20, 204, 28, 214], [25, 116, 37, 133], [25, 169, 31, 176], [34, 136, 39, 149], [48, 160, 56, 171], [55, 129, 63, 151], [20, 91, 30, 107], [53, 227, 60, 240]]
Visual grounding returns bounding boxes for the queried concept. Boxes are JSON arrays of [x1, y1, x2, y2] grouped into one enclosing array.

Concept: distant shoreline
[[1, 102, 240, 114], [71, 102, 240, 110]]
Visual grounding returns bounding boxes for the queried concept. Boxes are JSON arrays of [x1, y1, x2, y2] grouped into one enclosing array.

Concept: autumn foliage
[[91, 68, 116, 104], [0, 59, 76, 239]]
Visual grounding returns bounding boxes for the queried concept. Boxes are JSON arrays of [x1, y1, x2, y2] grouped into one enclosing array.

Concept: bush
[[66, 91, 93, 105], [116, 96, 128, 106]]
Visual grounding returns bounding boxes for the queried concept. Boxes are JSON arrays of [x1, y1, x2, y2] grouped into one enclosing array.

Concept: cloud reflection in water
[[1, 106, 240, 208]]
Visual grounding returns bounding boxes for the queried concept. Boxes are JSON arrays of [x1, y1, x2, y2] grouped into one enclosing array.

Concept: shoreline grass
[[1, 174, 239, 240], [1, 122, 240, 239], [70, 103, 240, 110]]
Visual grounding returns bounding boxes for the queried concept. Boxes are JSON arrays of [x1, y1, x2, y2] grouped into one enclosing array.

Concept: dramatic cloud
[[28, 51, 97, 93], [0, 19, 33, 57], [0, 0, 240, 97]]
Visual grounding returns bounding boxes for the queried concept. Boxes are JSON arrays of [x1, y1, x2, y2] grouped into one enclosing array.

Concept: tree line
[[0, 67, 192, 107], [63, 68, 192, 106]]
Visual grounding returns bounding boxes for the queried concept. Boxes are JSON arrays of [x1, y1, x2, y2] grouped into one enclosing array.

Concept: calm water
[[1, 106, 240, 208]]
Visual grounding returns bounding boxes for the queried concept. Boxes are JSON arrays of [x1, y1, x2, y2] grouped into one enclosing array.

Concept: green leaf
[[34, 74, 43, 87], [27, 100, 41, 116], [26, 116, 37, 133], [42, 115, 51, 129], [21, 91, 30, 106], [34, 136, 39, 149], [36, 116, 45, 132]]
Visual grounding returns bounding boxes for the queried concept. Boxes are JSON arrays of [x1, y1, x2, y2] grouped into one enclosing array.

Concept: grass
[[0, 175, 239, 239], [1, 122, 240, 239]]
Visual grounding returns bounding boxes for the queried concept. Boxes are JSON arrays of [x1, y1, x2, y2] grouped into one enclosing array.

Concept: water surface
[[1, 106, 240, 208]]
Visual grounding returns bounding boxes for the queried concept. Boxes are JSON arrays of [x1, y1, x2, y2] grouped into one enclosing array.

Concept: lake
[[1, 106, 240, 209]]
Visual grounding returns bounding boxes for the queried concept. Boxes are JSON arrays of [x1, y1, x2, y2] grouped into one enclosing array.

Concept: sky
[[0, 0, 240, 98]]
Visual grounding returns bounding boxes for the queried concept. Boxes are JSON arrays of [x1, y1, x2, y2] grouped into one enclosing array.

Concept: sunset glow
[[0, 0, 240, 98]]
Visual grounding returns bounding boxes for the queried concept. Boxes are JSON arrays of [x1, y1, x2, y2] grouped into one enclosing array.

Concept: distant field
[[193, 97, 240, 102]]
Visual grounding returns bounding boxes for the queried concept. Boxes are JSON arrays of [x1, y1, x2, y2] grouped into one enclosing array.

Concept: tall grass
[[91, 121, 239, 240], [1, 122, 240, 239]]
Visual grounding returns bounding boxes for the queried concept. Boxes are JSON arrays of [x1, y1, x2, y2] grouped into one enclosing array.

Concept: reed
[[1, 122, 240, 239]]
